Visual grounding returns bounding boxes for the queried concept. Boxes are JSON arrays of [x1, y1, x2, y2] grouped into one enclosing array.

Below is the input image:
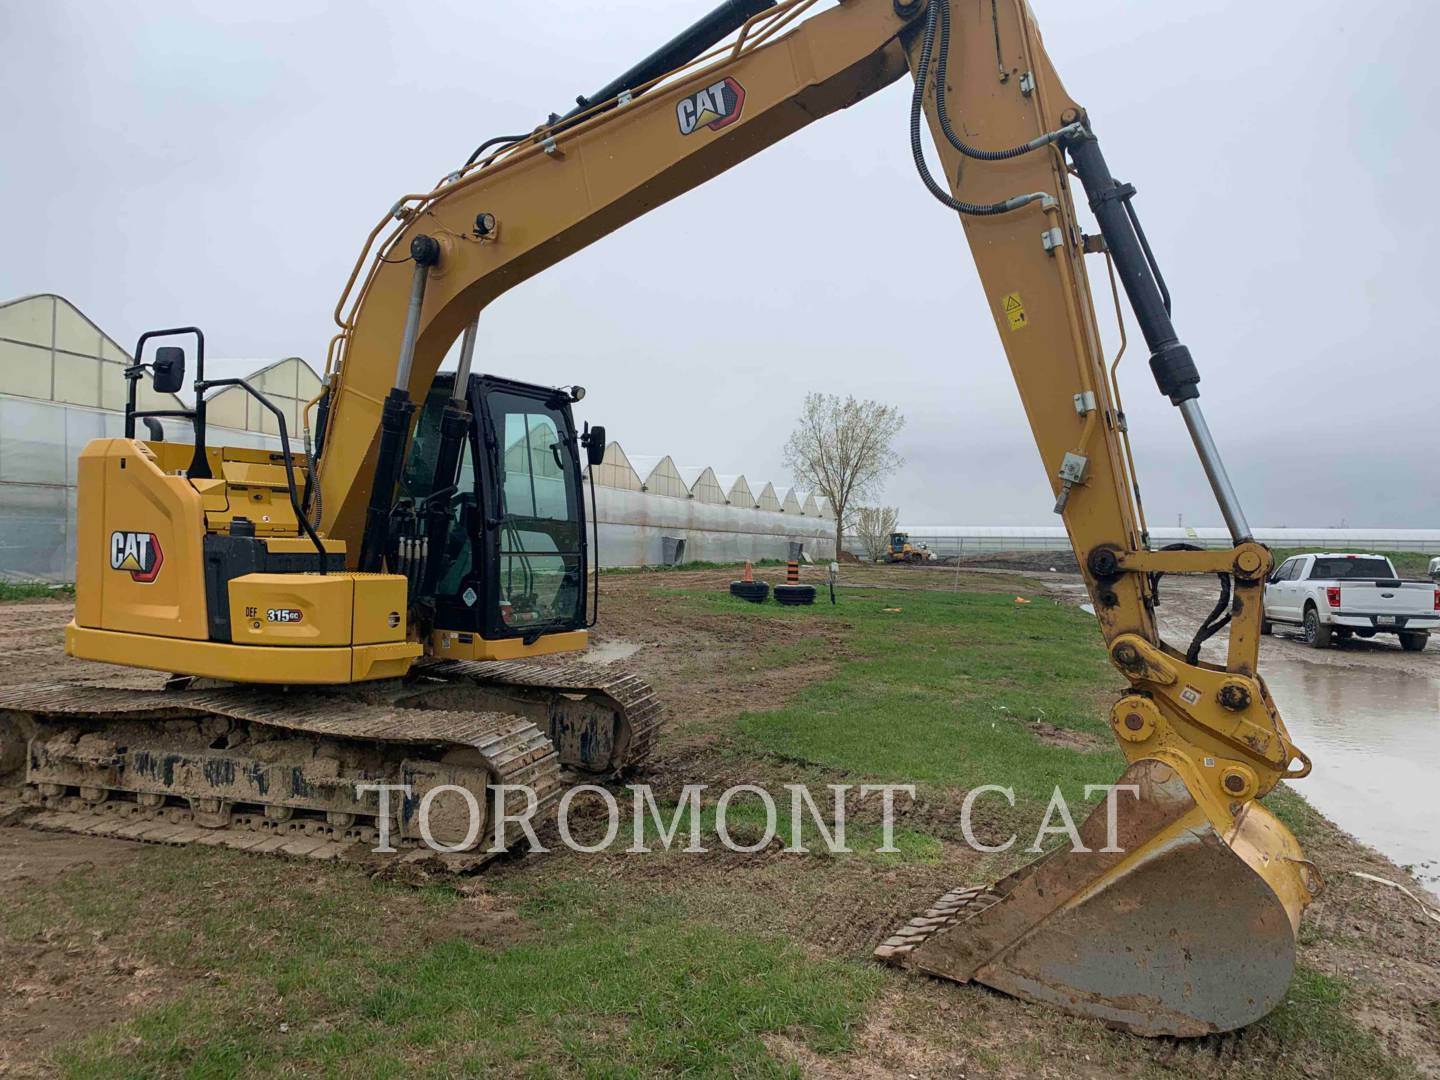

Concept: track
[[0, 682, 566, 868], [410, 657, 664, 773], [0, 654, 663, 867]]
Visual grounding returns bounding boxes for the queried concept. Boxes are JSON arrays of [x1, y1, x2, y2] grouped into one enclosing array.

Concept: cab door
[[474, 377, 588, 641], [1265, 557, 1301, 622]]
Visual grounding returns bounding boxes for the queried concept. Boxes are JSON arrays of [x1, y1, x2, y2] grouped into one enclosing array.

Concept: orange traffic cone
[[742, 560, 754, 583]]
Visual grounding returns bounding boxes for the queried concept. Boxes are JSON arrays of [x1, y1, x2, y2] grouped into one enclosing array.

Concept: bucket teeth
[[876, 759, 1315, 1037], [874, 886, 998, 963]]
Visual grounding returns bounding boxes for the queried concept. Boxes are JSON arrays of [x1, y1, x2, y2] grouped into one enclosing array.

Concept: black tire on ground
[[1260, 618, 1273, 636], [1335, 627, 1354, 642], [773, 584, 817, 606], [729, 581, 770, 603], [1400, 631, 1429, 653], [1303, 606, 1331, 649], [1355, 629, 1376, 638]]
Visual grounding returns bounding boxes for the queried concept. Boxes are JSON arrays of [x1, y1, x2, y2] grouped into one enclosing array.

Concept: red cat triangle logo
[[109, 531, 164, 583]]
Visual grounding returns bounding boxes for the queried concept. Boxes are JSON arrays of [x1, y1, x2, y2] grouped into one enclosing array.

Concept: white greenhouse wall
[[0, 395, 272, 582], [592, 486, 833, 567], [0, 293, 827, 581]]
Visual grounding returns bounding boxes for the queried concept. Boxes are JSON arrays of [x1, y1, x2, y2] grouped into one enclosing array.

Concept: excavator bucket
[[877, 760, 1320, 1036]]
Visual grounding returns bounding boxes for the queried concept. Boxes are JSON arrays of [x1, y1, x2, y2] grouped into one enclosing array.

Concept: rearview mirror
[[584, 424, 607, 468], [151, 346, 186, 394]]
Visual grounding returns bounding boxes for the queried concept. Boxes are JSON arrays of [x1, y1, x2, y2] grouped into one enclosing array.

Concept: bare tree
[[783, 393, 904, 560], [855, 506, 900, 562]]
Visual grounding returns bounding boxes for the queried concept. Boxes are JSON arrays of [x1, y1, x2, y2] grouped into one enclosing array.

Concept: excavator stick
[[877, 760, 1320, 1036]]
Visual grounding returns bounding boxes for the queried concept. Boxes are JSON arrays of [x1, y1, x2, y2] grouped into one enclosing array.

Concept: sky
[[2, 0, 1437, 528]]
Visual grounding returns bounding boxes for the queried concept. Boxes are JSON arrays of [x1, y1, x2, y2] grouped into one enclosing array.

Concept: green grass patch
[[622, 790, 943, 864], [1266, 782, 1330, 846], [1246, 966, 1423, 1079], [17, 850, 882, 1078], [0, 580, 74, 601], [686, 588, 1124, 815]]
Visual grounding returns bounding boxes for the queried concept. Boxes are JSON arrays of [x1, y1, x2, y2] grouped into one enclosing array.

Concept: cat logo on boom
[[676, 77, 745, 135], [109, 531, 164, 583]]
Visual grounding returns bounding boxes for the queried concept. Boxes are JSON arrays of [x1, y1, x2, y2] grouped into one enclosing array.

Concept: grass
[[682, 586, 1123, 817], [3, 568, 1424, 1077], [1247, 966, 1419, 1080], [15, 853, 883, 1078], [0, 580, 74, 601]]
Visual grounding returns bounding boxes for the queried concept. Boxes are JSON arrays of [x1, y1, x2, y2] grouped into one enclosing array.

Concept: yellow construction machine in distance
[[884, 531, 933, 563]]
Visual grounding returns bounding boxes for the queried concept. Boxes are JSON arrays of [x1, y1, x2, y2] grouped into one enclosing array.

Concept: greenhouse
[[0, 294, 834, 580]]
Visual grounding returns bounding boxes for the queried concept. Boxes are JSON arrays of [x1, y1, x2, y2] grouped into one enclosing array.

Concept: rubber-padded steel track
[[414, 658, 663, 772], [0, 681, 564, 864]]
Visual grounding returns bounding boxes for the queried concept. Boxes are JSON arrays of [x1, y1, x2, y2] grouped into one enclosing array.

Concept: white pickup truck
[[1262, 553, 1439, 651]]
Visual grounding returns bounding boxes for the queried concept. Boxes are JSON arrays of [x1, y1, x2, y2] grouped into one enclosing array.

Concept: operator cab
[[396, 373, 603, 661]]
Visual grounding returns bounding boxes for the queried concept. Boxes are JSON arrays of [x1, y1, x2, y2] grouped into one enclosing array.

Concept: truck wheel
[[1302, 606, 1331, 649], [1260, 618, 1273, 636], [1355, 629, 1376, 639], [1400, 631, 1429, 653]]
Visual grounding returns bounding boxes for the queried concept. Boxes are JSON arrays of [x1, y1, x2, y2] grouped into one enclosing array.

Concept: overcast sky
[[3, 1, 1436, 528]]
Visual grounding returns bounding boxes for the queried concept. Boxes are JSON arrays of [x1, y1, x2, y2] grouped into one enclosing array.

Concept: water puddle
[[1263, 663, 1440, 886]]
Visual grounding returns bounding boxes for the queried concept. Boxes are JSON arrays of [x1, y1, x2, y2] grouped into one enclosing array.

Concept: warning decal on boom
[[1002, 292, 1027, 331]]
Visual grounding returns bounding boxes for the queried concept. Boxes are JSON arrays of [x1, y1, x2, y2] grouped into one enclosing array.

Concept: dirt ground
[[0, 567, 1437, 1076]]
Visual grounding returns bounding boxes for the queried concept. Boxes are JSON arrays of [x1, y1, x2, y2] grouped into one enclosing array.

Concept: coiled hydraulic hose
[[908, 1, 1050, 215]]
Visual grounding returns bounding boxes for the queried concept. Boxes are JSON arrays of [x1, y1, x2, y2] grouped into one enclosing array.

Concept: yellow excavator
[[0, 0, 1320, 1038]]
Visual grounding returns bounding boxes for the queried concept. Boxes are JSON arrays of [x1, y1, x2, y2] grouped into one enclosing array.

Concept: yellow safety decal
[[1002, 292, 1028, 331]]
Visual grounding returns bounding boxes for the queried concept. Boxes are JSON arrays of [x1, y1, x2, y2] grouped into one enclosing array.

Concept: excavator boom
[[7, 0, 1316, 1037], [302, 0, 1316, 1033]]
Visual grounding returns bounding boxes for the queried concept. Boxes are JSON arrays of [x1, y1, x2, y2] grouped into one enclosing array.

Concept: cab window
[[485, 389, 584, 631]]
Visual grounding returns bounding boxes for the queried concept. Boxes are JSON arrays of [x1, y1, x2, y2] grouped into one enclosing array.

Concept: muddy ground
[[0, 567, 1437, 1076]]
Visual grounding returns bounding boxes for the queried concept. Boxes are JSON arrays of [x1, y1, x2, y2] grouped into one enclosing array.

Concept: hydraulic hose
[[932, 0, 1079, 161], [1187, 573, 1234, 665], [908, 2, 1049, 216], [463, 134, 528, 171]]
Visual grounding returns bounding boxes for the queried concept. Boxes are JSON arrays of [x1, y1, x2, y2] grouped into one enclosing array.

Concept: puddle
[[580, 640, 642, 665], [1263, 663, 1440, 886]]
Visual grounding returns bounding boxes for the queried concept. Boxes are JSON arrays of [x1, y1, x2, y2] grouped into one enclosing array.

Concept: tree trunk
[[834, 514, 844, 563]]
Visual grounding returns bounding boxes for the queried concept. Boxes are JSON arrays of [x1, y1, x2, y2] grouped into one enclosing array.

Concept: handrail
[[196, 377, 330, 575], [328, 0, 829, 348]]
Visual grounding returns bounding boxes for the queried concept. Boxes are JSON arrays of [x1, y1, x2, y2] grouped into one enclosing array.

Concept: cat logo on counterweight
[[109, 531, 164, 583], [676, 77, 746, 135]]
